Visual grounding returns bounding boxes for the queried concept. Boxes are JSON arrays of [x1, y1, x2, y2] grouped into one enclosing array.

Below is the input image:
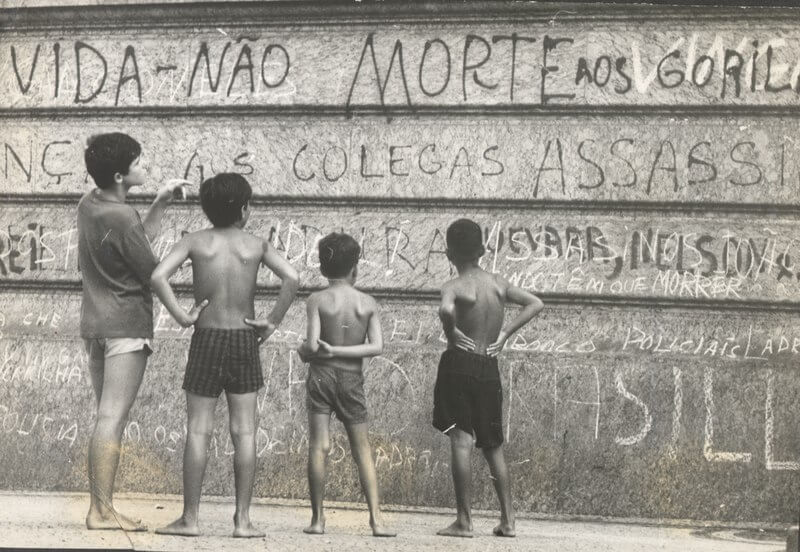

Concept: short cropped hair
[[446, 218, 485, 261], [318, 232, 360, 278], [84, 133, 141, 189], [199, 173, 252, 227]]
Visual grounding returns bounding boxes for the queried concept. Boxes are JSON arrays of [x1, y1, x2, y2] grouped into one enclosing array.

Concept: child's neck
[[454, 259, 482, 275], [97, 182, 128, 203], [327, 277, 354, 288], [214, 221, 246, 231]]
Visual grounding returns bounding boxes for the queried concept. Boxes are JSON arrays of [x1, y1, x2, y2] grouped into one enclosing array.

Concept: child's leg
[[482, 444, 515, 537], [156, 392, 217, 536], [304, 412, 331, 534], [86, 350, 104, 526], [87, 352, 104, 405], [226, 391, 265, 538], [343, 422, 395, 537], [437, 428, 474, 538], [86, 351, 147, 531]]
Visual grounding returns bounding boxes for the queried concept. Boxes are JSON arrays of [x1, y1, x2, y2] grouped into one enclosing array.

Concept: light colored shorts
[[84, 338, 153, 360]]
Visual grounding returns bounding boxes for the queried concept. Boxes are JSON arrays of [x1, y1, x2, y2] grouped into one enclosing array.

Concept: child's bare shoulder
[[354, 289, 378, 311], [490, 272, 510, 293], [180, 228, 209, 249], [240, 230, 266, 251], [442, 275, 474, 298], [306, 289, 325, 305], [441, 277, 461, 293]]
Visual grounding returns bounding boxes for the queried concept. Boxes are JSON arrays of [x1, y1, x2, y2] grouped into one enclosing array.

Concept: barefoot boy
[[433, 218, 543, 538], [80, 132, 188, 531], [296, 232, 395, 537], [150, 173, 299, 537]]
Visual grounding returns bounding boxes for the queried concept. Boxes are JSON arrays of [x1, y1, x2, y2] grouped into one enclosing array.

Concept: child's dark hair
[[84, 133, 141, 189], [446, 218, 485, 261], [318, 232, 360, 278], [200, 173, 252, 227]]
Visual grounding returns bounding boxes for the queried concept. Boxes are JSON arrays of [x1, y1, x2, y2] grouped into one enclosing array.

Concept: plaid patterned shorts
[[183, 328, 263, 397]]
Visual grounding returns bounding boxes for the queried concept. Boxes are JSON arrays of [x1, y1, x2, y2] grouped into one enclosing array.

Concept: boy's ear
[[113, 171, 124, 185]]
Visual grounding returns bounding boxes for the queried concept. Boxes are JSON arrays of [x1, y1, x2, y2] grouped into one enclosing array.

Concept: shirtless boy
[[297, 232, 395, 537], [150, 173, 299, 537], [79, 132, 189, 531], [433, 218, 543, 538]]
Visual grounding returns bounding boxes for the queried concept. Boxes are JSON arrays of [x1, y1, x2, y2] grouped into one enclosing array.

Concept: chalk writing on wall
[[2, 208, 798, 301], [3, 120, 799, 204]]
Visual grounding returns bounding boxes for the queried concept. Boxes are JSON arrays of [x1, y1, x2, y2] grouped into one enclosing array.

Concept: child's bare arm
[[150, 236, 208, 327], [318, 303, 383, 359], [305, 295, 322, 353], [295, 295, 321, 362], [438, 284, 476, 351], [487, 282, 544, 357], [142, 179, 191, 241], [245, 240, 300, 341]]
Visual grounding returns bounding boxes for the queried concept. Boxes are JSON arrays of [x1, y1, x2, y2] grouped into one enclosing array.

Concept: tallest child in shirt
[[79, 133, 191, 531]]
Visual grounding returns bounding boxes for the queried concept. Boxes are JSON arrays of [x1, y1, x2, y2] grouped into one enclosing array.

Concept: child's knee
[[187, 419, 214, 439], [451, 430, 473, 449], [95, 410, 128, 433], [310, 436, 331, 455], [229, 422, 256, 442]]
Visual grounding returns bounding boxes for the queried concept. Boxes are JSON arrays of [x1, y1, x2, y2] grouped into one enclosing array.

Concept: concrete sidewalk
[[0, 491, 787, 551]]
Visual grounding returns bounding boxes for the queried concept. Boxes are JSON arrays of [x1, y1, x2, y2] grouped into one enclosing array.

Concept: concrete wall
[[0, 1, 798, 522]]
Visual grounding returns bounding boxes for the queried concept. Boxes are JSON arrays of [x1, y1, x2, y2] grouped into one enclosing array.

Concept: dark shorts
[[183, 328, 263, 397], [306, 362, 368, 425], [432, 348, 504, 449]]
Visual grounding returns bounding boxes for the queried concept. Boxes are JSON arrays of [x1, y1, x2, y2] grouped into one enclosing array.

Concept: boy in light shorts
[[79, 132, 189, 531]]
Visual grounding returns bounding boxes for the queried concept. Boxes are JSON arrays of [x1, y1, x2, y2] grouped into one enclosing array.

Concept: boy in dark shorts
[[150, 173, 299, 537], [79, 132, 189, 531], [433, 218, 543, 538], [296, 232, 395, 537]]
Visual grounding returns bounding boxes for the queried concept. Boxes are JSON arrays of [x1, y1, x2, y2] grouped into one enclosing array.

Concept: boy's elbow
[[438, 304, 455, 321], [149, 271, 164, 289], [283, 269, 300, 290]]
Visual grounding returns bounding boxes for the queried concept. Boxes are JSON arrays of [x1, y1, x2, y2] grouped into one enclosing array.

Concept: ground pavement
[[0, 491, 789, 551]]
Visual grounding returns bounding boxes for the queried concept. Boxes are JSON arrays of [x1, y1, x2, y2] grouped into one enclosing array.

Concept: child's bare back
[[184, 227, 266, 329], [434, 218, 544, 539], [443, 270, 507, 356], [308, 285, 377, 371]]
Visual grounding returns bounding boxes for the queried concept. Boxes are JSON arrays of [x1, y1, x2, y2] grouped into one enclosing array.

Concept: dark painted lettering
[[115, 45, 142, 106], [541, 36, 576, 104], [418, 38, 450, 97], [462, 34, 498, 102]]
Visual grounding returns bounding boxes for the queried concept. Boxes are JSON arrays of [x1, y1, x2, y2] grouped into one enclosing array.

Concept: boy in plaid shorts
[[150, 173, 299, 537], [296, 233, 395, 537]]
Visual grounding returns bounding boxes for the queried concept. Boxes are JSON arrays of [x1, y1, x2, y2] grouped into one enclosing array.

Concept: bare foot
[[436, 520, 473, 538], [233, 521, 265, 538], [303, 516, 325, 535], [155, 517, 200, 537], [86, 510, 147, 532], [370, 520, 397, 537], [493, 522, 516, 537]]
